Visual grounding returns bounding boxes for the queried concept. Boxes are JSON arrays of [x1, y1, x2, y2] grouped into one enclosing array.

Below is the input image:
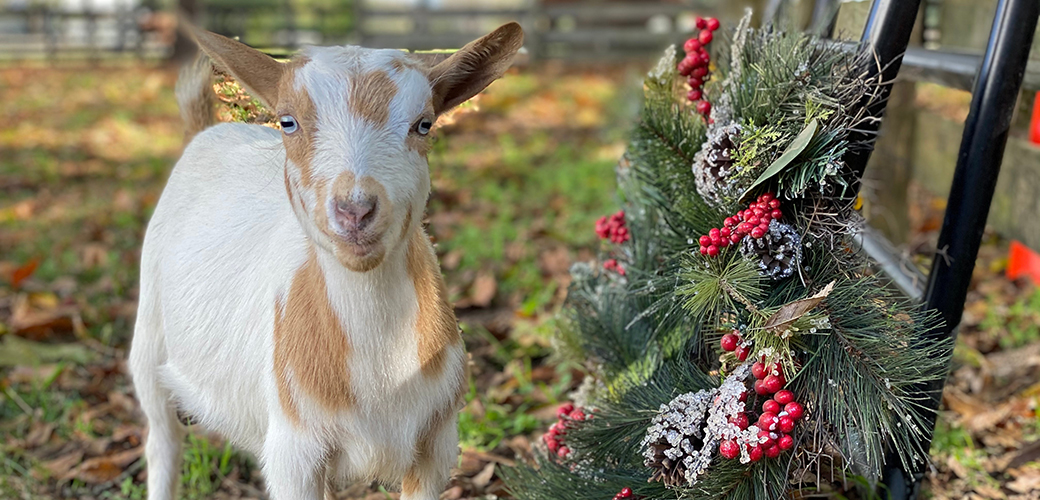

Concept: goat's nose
[[334, 195, 378, 231]]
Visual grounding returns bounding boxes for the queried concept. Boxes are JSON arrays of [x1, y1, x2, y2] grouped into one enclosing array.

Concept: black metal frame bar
[[833, 0, 1040, 498]]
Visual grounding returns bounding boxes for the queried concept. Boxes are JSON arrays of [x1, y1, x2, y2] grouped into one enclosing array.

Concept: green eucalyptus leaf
[[742, 118, 818, 199]]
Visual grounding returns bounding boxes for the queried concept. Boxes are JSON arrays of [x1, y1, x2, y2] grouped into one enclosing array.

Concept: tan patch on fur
[[278, 59, 320, 188], [190, 26, 284, 109], [273, 247, 354, 425], [402, 362, 467, 496], [348, 70, 398, 127], [406, 229, 461, 377]]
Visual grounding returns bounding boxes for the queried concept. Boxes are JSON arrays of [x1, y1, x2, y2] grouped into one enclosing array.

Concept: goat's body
[[130, 123, 465, 499]]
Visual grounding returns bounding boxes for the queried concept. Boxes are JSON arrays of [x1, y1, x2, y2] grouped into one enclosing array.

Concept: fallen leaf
[[62, 446, 143, 484], [0, 336, 95, 367], [471, 462, 496, 490], [10, 258, 39, 288], [41, 450, 84, 478], [469, 272, 497, 308]]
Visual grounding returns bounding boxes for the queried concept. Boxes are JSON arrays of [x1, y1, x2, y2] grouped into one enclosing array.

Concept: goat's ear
[[182, 22, 285, 109], [428, 22, 524, 115]]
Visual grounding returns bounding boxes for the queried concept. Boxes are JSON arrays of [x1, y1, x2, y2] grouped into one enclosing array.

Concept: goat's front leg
[[262, 420, 326, 500], [402, 416, 459, 500]]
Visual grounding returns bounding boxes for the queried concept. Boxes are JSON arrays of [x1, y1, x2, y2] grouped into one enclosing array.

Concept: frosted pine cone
[[640, 390, 711, 487], [740, 220, 802, 280], [693, 123, 742, 208]]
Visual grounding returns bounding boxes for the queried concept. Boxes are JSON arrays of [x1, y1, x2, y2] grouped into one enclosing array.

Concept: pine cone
[[740, 220, 802, 280], [693, 123, 742, 208], [640, 391, 711, 487]]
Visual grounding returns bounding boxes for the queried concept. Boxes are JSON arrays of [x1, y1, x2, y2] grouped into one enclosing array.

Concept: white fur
[[130, 45, 464, 500]]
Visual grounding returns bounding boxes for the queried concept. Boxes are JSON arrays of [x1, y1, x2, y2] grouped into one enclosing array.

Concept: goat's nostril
[[334, 196, 378, 230]]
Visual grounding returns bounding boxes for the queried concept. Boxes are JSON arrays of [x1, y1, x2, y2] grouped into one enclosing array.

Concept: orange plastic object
[[1007, 240, 1040, 284], [1030, 92, 1040, 144]]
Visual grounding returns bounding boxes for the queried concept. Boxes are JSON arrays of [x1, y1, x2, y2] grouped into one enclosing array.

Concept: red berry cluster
[[542, 403, 587, 460], [719, 330, 750, 361], [678, 16, 720, 118], [698, 192, 783, 257], [610, 487, 636, 500], [603, 258, 626, 276], [595, 211, 630, 244], [717, 358, 807, 462]]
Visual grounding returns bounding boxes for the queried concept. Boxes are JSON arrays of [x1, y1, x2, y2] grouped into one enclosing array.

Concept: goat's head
[[189, 23, 524, 272]]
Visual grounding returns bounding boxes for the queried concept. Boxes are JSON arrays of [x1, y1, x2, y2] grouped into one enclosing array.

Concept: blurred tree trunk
[[170, 0, 198, 63]]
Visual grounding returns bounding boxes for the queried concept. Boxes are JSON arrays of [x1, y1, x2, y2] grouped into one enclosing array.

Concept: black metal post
[[883, 0, 1040, 498], [844, 0, 923, 181]]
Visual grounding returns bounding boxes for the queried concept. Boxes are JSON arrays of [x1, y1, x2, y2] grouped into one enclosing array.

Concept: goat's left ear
[[181, 21, 285, 109], [428, 22, 524, 115]]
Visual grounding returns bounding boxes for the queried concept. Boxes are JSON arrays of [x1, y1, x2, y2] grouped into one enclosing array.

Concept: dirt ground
[[0, 64, 1038, 500]]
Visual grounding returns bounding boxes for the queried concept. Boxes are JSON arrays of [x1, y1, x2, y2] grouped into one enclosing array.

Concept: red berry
[[746, 216, 760, 226], [619, 487, 633, 498], [699, 235, 711, 246], [765, 444, 781, 458], [753, 208, 765, 217], [754, 379, 768, 396], [762, 374, 783, 394], [688, 76, 703, 88], [749, 445, 764, 462], [778, 415, 795, 433], [769, 199, 781, 209], [778, 434, 795, 451], [720, 332, 739, 352], [751, 362, 767, 380], [784, 402, 805, 420], [758, 412, 778, 431], [688, 89, 703, 101], [546, 436, 559, 452], [698, 30, 713, 44], [757, 430, 775, 448], [691, 66, 708, 78], [706, 17, 720, 31], [750, 227, 765, 239], [699, 246, 708, 255], [717, 238, 729, 248], [771, 209, 782, 219], [768, 363, 784, 377], [762, 399, 781, 414], [557, 403, 574, 418], [774, 390, 794, 405], [570, 409, 586, 421], [760, 192, 774, 202], [558, 446, 570, 458], [684, 38, 702, 53], [696, 100, 712, 115], [695, 16, 707, 29], [738, 390, 748, 402], [723, 217, 736, 227], [729, 412, 749, 430], [730, 233, 741, 243], [708, 228, 720, 238], [706, 245, 719, 257], [719, 440, 740, 460], [734, 344, 750, 361]]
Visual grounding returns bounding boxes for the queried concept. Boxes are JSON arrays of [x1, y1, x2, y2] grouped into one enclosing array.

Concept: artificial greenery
[[504, 15, 951, 500]]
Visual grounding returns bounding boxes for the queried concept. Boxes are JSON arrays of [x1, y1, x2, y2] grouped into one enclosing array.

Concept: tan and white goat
[[128, 23, 523, 500]]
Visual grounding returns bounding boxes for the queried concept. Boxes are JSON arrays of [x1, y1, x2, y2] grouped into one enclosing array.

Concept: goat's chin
[[332, 240, 386, 273]]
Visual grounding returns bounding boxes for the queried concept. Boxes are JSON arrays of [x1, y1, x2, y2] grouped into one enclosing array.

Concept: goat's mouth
[[334, 232, 383, 256]]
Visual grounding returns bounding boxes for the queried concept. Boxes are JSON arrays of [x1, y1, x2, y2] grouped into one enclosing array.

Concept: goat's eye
[[279, 115, 298, 134], [415, 118, 433, 135]]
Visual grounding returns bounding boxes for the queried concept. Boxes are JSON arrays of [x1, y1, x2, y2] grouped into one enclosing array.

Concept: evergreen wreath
[[503, 12, 952, 500]]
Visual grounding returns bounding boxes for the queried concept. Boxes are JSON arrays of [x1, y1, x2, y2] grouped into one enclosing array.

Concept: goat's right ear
[[180, 20, 285, 109]]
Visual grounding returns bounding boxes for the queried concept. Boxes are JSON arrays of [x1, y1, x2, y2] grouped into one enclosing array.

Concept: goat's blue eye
[[415, 118, 433, 135], [279, 115, 298, 134]]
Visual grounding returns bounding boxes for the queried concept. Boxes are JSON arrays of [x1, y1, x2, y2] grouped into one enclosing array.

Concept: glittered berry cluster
[[698, 192, 783, 257], [542, 402, 588, 460], [677, 16, 720, 119]]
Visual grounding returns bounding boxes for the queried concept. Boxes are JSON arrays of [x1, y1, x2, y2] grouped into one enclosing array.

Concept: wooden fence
[[0, 0, 718, 62]]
